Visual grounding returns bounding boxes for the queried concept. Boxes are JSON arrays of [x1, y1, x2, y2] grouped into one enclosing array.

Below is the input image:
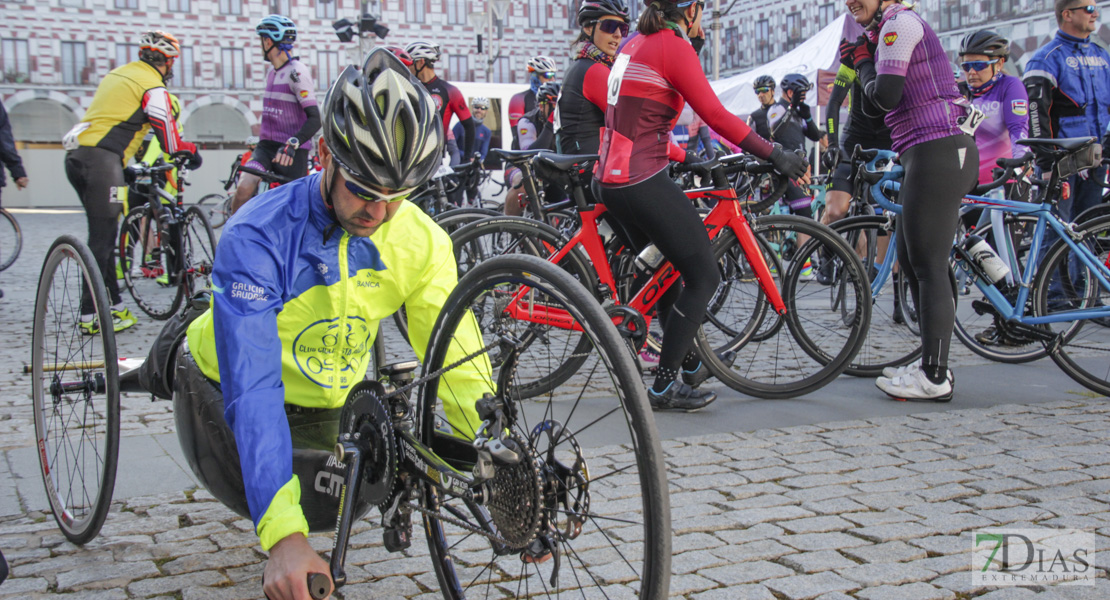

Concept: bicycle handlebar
[[236, 164, 294, 185]]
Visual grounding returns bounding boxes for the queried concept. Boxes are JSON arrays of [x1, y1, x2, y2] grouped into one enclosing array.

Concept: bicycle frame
[[503, 176, 787, 335], [868, 151, 1110, 327]]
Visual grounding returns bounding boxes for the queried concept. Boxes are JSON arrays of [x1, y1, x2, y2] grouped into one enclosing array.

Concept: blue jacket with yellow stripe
[[186, 172, 490, 550]]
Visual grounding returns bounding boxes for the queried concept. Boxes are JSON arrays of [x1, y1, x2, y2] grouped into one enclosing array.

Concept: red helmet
[[383, 45, 414, 67]]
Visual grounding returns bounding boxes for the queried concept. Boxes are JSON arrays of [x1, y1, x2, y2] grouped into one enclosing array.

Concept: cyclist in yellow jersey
[[137, 93, 185, 196], [169, 49, 490, 600], [63, 30, 200, 334]]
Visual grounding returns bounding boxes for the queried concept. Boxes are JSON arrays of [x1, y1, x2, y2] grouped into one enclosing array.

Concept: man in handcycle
[[169, 50, 490, 600]]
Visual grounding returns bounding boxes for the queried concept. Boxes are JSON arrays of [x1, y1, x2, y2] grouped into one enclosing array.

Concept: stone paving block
[[1018, 471, 1093, 488], [55, 560, 161, 591], [812, 594, 855, 600], [843, 454, 907, 470], [668, 572, 725, 596], [127, 571, 229, 597], [778, 442, 837, 457], [777, 532, 871, 552], [690, 584, 777, 600], [743, 466, 803, 483], [852, 466, 917, 483], [908, 534, 971, 556], [915, 483, 980, 503], [724, 493, 800, 511], [182, 582, 269, 600], [778, 550, 858, 573], [917, 470, 982, 487], [842, 509, 916, 527], [677, 472, 750, 492], [917, 513, 997, 535], [673, 531, 726, 553], [670, 549, 731, 574], [785, 459, 857, 475], [0, 576, 48, 597], [972, 589, 1039, 600], [713, 523, 784, 545], [853, 522, 935, 543], [161, 547, 259, 575], [726, 482, 791, 501], [835, 562, 937, 586], [1010, 485, 1090, 503], [967, 476, 1037, 494], [962, 493, 1026, 510], [725, 505, 815, 528], [931, 571, 992, 595], [783, 484, 856, 503], [853, 478, 929, 494], [779, 473, 856, 489], [854, 582, 955, 600], [841, 540, 927, 564], [779, 515, 854, 535], [711, 538, 796, 562], [978, 506, 1056, 524], [699, 560, 794, 585], [911, 553, 972, 576], [1034, 497, 1110, 517], [801, 496, 869, 516], [764, 571, 860, 600]]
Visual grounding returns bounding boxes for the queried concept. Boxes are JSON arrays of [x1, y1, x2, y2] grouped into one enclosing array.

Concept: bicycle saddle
[[1017, 137, 1095, 153], [537, 152, 599, 172], [491, 149, 544, 165]]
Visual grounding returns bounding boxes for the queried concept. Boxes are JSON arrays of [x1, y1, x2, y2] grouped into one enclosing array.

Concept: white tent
[[709, 14, 864, 119]]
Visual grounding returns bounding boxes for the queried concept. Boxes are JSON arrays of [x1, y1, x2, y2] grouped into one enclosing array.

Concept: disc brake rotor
[[530, 420, 590, 541]]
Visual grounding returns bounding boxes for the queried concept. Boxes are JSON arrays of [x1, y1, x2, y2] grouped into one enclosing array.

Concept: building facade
[[0, 0, 581, 145], [706, 0, 1109, 79]]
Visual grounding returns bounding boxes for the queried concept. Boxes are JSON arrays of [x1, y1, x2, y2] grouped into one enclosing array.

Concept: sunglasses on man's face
[[1067, 4, 1098, 14], [340, 168, 412, 203], [755, 87, 772, 94], [473, 105, 489, 111], [540, 71, 556, 79], [960, 59, 999, 73], [597, 20, 630, 36]]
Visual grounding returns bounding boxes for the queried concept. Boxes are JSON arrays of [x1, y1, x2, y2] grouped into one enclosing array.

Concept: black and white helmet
[[404, 40, 441, 63], [959, 30, 1010, 58], [527, 56, 558, 74], [322, 48, 444, 190]]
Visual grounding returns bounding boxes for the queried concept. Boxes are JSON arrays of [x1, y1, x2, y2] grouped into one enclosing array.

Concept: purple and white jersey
[[873, 5, 967, 154], [969, 75, 1029, 185], [259, 58, 317, 147]]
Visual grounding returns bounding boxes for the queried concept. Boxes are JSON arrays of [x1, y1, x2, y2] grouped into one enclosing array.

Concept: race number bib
[[607, 54, 632, 107]]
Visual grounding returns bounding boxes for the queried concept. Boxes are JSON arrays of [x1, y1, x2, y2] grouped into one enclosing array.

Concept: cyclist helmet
[[527, 56, 558, 74], [578, 0, 630, 26], [959, 29, 1009, 58], [383, 45, 414, 67], [780, 73, 812, 93], [322, 47, 444, 191], [138, 31, 180, 59], [405, 41, 441, 64], [470, 96, 490, 110], [536, 82, 561, 105], [256, 15, 297, 43], [753, 74, 776, 91]]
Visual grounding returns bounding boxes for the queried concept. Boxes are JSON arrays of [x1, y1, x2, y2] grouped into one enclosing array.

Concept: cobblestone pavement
[[2, 212, 1110, 599]]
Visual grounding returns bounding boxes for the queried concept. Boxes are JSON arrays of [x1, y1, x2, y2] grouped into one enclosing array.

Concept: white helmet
[[470, 97, 490, 110], [404, 41, 441, 63], [527, 55, 557, 74], [139, 30, 181, 59]]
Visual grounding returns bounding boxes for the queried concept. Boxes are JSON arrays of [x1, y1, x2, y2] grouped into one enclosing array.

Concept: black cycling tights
[[65, 146, 126, 314], [896, 134, 978, 383], [600, 169, 721, 388]]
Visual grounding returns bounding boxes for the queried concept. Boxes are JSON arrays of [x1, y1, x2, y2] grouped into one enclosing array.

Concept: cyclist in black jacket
[[768, 73, 822, 220], [746, 75, 776, 140]]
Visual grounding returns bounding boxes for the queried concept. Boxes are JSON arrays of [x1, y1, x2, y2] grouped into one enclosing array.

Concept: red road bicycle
[[451, 151, 872, 399]]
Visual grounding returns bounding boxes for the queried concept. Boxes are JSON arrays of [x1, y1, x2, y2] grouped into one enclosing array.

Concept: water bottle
[[634, 244, 665, 273], [962, 234, 1011, 284]]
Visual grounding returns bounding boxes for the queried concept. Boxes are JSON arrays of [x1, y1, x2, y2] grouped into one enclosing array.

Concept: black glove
[[768, 144, 808, 180], [795, 102, 812, 121], [683, 149, 701, 164], [279, 137, 300, 162], [839, 35, 873, 69], [821, 147, 842, 172], [690, 35, 706, 56], [174, 145, 202, 170]]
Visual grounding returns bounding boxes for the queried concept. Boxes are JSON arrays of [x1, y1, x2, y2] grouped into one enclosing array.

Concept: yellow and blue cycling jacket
[[186, 172, 491, 550]]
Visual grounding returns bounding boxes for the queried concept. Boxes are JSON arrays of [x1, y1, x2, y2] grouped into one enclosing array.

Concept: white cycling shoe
[[876, 367, 953, 403]]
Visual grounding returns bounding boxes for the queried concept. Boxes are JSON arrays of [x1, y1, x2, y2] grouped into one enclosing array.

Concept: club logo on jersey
[[1011, 99, 1028, 116], [299, 90, 309, 98], [883, 32, 898, 46], [432, 95, 444, 111], [294, 316, 372, 389]]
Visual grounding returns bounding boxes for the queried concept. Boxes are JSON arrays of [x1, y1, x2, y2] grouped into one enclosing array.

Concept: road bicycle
[[117, 156, 217, 320], [0, 207, 21, 272], [865, 136, 1110, 395], [30, 235, 671, 599], [451, 150, 872, 399], [196, 155, 292, 228]]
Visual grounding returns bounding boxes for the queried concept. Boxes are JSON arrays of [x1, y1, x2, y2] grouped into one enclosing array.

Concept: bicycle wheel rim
[[0, 208, 22, 272], [32, 235, 120, 544], [196, 193, 230, 229], [419, 254, 669, 599], [183, 206, 218, 294], [120, 208, 183, 319]]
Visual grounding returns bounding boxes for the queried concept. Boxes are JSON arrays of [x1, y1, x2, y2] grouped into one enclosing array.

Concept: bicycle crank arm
[[328, 441, 366, 588]]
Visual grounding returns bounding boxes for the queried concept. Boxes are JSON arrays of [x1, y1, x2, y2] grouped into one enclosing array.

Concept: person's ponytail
[[637, 0, 683, 35]]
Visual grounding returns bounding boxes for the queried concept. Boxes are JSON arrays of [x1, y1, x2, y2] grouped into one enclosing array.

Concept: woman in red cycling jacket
[[596, 0, 808, 412]]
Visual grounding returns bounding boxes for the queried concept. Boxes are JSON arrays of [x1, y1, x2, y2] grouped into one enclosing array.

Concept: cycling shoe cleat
[[648, 381, 716, 412], [876, 368, 953, 403]]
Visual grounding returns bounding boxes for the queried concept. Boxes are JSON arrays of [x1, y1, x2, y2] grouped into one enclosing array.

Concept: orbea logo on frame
[[972, 529, 1095, 586]]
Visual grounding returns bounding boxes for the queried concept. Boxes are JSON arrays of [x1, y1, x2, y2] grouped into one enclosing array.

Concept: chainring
[[484, 432, 544, 549], [339, 381, 397, 507]]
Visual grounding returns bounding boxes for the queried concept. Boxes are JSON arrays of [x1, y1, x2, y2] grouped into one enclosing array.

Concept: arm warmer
[[856, 59, 905, 114], [291, 106, 321, 147]]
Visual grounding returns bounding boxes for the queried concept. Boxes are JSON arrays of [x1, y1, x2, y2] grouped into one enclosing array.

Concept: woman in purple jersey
[[841, 0, 979, 402]]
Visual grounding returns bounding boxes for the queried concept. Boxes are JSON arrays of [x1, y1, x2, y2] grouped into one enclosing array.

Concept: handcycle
[[0, 206, 21, 272], [29, 234, 671, 599], [451, 150, 872, 399], [864, 136, 1110, 395], [117, 155, 218, 320], [196, 154, 293, 228]]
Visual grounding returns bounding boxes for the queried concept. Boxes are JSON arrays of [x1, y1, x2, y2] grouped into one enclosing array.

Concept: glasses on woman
[[1066, 4, 1098, 14], [960, 59, 999, 73], [340, 168, 412, 203], [596, 20, 630, 36]]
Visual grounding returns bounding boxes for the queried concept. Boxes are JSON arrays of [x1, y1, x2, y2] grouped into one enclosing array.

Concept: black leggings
[[65, 146, 125, 312], [896, 134, 978, 379], [600, 169, 720, 375]]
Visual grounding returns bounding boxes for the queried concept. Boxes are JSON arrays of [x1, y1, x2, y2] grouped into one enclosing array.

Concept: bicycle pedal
[[383, 527, 412, 552]]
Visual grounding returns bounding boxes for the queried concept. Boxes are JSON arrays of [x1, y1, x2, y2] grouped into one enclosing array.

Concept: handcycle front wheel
[[697, 214, 872, 398], [0, 207, 23, 272], [419, 253, 670, 599], [31, 235, 120, 544]]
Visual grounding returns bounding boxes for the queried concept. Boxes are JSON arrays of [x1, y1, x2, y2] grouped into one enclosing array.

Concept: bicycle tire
[[0, 208, 22, 272], [182, 206, 218, 295], [419, 254, 670, 600], [952, 214, 1047, 363], [196, 193, 232, 229], [119, 207, 184, 319], [449, 217, 597, 398], [1033, 214, 1110, 395], [697, 215, 871, 398], [32, 235, 120, 544], [830, 216, 922, 376], [432, 206, 502, 235]]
